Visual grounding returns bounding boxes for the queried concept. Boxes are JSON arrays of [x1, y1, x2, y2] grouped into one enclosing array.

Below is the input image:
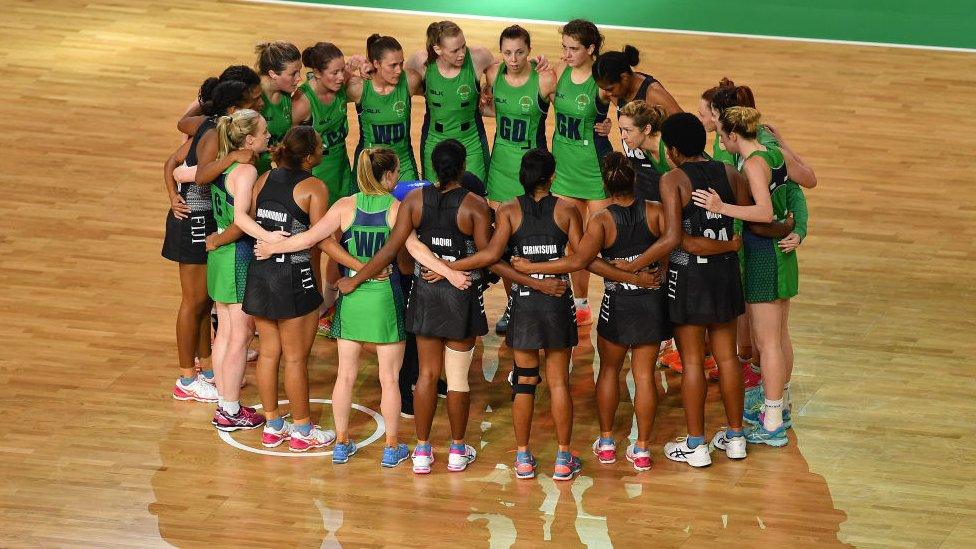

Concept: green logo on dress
[[575, 93, 589, 112], [519, 95, 532, 113], [457, 84, 472, 101], [393, 100, 406, 117]]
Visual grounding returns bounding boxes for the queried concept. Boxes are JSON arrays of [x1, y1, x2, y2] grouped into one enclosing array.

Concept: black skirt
[[243, 256, 323, 320], [161, 210, 215, 265], [506, 286, 577, 350], [406, 278, 488, 340], [666, 259, 745, 326], [597, 286, 671, 346]]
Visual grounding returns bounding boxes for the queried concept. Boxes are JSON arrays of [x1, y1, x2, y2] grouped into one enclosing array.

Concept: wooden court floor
[[1, 0, 975, 547]]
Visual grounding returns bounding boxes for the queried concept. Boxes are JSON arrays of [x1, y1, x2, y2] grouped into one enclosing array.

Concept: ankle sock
[[221, 400, 240, 415], [199, 369, 214, 380], [687, 435, 705, 449], [763, 398, 784, 431], [574, 298, 588, 308], [295, 422, 313, 436], [179, 376, 196, 386], [726, 428, 745, 438], [599, 436, 614, 446], [267, 417, 285, 430]]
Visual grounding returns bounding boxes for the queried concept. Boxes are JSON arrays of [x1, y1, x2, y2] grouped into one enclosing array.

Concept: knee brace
[[509, 364, 541, 401], [444, 346, 474, 392]]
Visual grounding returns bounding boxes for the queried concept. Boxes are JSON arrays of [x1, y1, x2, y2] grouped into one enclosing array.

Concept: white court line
[[217, 398, 385, 458], [243, 0, 976, 54]]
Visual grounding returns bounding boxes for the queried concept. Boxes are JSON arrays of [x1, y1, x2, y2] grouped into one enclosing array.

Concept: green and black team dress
[[162, 117, 217, 264], [486, 64, 549, 202], [421, 50, 490, 182], [741, 146, 808, 302], [356, 73, 418, 181], [505, 195, 576, 349], [616, 74, 669, 202], [406, 185, 488, 340], [242, 168, 323, 319], [207, 162, 254, 303], [300, 80, 353, 206], [330, 193, 407, 343], [550, 66, 612, 200], [257, 90, 293, 175], [667, 160, 745, 325], [710, 135, 735, 166], [598, 199, 671, 345]]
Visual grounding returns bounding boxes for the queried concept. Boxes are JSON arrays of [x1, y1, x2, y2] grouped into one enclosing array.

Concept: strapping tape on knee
[[510, 364, 541, 401], [444, 346, 474, 392]]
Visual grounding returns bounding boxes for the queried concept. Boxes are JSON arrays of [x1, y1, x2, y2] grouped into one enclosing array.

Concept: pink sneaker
[[626, 444, 652, 472], [212, 405, 266, 432], [262, 420, 294, 448], [743, 362, 762, 391], [288, 425, 336, 452], [592, 437, 617, 464]]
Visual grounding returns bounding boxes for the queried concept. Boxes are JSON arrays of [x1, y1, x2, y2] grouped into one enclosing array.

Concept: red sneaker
[[659, 346, 683, 374], [705, 355, 719, 380], [743, 361, 762, 392], [212, 405, 266, 432], [575, 304, 593, 326], [317, 306, 335, 337]]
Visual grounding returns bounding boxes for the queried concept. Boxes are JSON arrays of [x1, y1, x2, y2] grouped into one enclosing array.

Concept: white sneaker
[[412, 444, 434, 474], [262, 420, 295, 448], [447, 444, 477, 472], [664, 437, 712, 467], [289, 425, 336, 452], [709, 429, 747, 460], [172, 375, 219, 402]]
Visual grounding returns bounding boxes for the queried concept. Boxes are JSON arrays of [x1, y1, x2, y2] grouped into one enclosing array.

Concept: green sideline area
[[286, 0, 975, 50]]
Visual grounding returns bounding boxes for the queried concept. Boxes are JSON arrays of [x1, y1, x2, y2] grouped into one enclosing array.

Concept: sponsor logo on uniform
[[575, 93, 589, 112], [519, 95, 532, 113], [393, 100, 406, 117], [457, 84, 472, 101]]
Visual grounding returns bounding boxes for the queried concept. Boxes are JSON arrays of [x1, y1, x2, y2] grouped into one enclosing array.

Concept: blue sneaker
[[514, 451, 537, 479], [382, 443, 410, 468], [553, 451, 582, 481], [745, 423, 789, 447], [332, 440, 357, 464]]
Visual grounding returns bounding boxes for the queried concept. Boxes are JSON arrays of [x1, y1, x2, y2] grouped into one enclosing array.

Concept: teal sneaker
[[745, 423, 788, 447]]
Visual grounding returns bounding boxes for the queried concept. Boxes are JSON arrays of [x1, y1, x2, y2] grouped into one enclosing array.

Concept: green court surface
[[285, 0, 976, 50]]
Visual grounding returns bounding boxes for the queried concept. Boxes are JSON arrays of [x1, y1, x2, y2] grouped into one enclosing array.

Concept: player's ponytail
[[216, 109, 262, 160], [719, 106, 761, 140], [366, 33, 402, 63], [593, 45, 639, 85], [273, 125, 319, 169], [426, 21, 463, 65], [202, 80, 249, 117], [356, 147, 399, 196], [601, 151, 636, 196], [712, 83, 757, 115]]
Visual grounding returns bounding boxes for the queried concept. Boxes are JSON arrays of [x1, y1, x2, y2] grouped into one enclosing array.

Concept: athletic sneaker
[[591, 437, 617, 464], [552, 452, 582, 481], [494, 306, 511, 335], [704, 355, 719, 380], [199, 370, 215, 385], [664, 437, 712, 467], [289, 425, 336, 453], [262, 420, 294, 448], [447, 443, 477, 472], [659, 345, 683, 374], [782, 406, 793, 430], [316, 305, 335, 338], [332, 440, 357, 464], [437, 379, 448, 399], [575, 304, 593, 326], [743, 399, 764, 426], [625, 444, 652, 471], [514, 451, 537, 479], [742, 361, 762, 391], [382, 443, 410, 468], [212, 405, 265, 432], [412, 443, 434, 474], [172, 376, 219, 402], [709, 429, 748, 459], [400, 394, 415, 419], [745, 423, 788, 447]]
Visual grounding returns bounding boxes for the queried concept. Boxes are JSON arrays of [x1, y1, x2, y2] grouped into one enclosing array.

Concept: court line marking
[[243, 0, 976, 54], [216, 398, 385, 458]]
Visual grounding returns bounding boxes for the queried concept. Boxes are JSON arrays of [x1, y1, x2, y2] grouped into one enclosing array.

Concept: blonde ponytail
[[216, 109, 262, 159], [356, 147, 399, 195]]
